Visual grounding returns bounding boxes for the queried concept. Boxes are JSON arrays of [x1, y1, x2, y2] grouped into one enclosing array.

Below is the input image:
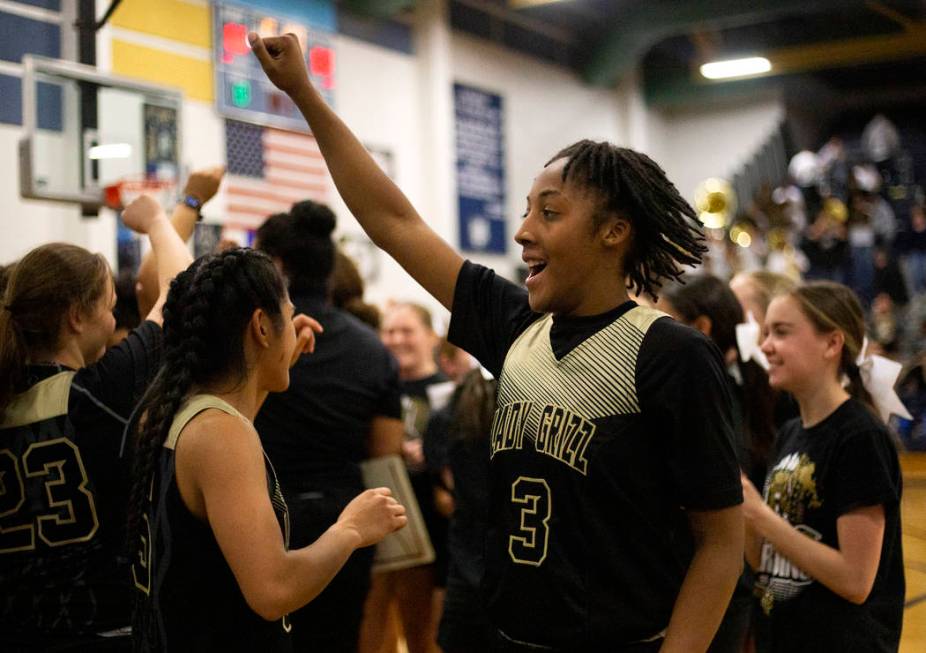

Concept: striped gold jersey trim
[[165, 394, 246, 450], [1, 372, 75, 430], [496, 306, 666, 448]]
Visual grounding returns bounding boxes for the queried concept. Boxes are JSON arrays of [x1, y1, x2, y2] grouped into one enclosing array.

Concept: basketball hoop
[[103, 175, 177, 212]]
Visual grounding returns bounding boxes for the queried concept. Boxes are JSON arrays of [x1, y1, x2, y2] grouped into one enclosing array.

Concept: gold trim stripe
[[497, 306, 667, 444], [1, 372, 74, 430]]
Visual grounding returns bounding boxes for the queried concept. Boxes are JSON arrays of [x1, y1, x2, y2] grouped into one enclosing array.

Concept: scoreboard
[[213, 0, 336, 132]]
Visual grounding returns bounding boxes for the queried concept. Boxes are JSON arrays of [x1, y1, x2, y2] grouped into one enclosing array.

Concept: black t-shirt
[[448, 262, 742, 650], [756, 398, 904, 652], [0, 321, 162, 638], [256, 293, 402, 493], [427, 396, 492, 591], [400, 371, 454, 475]]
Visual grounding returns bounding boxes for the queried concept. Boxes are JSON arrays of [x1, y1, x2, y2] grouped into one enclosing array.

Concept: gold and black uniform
[[0, 321, 162, 649], [133, 395, 292, 652], [448, 262, 742, 651]]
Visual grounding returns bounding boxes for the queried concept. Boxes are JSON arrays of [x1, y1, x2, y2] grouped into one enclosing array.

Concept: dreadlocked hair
[[547, 140, 706, 300], [125, 248, 287, 559]]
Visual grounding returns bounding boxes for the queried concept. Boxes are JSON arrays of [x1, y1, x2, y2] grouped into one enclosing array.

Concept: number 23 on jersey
[[0, 438, 99, 553]]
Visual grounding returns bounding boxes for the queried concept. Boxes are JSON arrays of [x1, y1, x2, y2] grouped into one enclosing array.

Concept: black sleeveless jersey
[[449, 262, 742, 651], [133, 395, 293, 652], [0, 322, 162, 640]]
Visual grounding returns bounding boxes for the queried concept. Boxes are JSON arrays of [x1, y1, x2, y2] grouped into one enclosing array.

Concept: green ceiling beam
[[583, 0, 861, 88], [341, 0, 416, 20]]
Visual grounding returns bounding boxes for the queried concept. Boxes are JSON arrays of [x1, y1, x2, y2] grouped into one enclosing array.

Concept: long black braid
[[125, 249, 286, 564], [547, 140, 707, 300]]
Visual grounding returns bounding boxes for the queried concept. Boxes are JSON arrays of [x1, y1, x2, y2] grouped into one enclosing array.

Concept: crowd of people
[[704, 117, 926, 453], [0, 31, 914, 653]]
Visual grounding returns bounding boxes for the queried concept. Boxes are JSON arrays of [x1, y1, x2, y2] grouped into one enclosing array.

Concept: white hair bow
[[855, 337, 913, 422], [736, 311, 769, 371]]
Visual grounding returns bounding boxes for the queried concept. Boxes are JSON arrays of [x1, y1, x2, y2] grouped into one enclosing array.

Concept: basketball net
[[103, 175, 177, 212]]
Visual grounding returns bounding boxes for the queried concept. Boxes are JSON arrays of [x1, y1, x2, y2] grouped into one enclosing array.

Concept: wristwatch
[[181, 194, 204, 220]]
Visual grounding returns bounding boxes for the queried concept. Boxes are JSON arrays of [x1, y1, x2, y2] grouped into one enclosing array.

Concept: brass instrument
[[694, 177, 736, 229]]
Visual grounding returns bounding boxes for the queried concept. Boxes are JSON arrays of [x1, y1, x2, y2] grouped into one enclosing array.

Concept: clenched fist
[[122, 194, 167, 234], [335, 487, 407, 549], [249, 32, 311, 96]]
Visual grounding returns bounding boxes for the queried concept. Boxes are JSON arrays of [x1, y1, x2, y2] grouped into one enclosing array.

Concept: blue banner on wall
[[454, 83, 506, 254]]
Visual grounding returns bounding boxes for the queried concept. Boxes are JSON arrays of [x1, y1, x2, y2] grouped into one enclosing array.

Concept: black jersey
[[0, 322, 161, 640], [756, 398, 904, 652], [134, 395, 292, 653], [256, 292, 402, 494], [448, 262, 742, 651]]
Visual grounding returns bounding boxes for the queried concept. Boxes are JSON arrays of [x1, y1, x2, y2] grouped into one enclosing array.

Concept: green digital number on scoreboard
[[213, 0, 335, 131]]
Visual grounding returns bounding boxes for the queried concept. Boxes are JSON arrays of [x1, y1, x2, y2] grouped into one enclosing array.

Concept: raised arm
[[179, 412, 406, 621], [121, 195, 194, 325], [135, 167, 225, 317], [249, 32, 463, 310]]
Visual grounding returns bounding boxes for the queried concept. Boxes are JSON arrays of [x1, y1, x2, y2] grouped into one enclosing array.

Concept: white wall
[[451, 32, 624, 280], [653, 93, 786, 204], [1, 8, 786, 324]]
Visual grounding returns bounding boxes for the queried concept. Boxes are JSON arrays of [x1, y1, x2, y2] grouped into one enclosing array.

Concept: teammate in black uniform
[[0, 195, 192, 651], [250, 33, 744, 653], [127, 248, 407, 652], [741, 282, 905, 652], [255, 202, 404, 653]]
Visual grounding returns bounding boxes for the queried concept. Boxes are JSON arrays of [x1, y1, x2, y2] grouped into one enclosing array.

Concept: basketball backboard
[[18, 55, 183, 212]]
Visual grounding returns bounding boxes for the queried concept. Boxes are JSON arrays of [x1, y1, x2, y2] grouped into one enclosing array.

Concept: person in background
[[742, 282, 905, 652], [361, 303, 451, 653], [0, 194, 192, 652], [659, 275, 780, 653], [899, 204, 926, 294], [430, 369, 496, 653], [331, 249, 382, 330], [730, 270, 799, 330], [135, 166, 225, 318], [107, 270, 142, 348], [436, 338, 475, 384], [254, 201, 405, 653], [0, 262, 14, 297]]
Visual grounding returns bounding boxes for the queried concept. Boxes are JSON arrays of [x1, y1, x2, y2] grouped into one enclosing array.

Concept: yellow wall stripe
[[111, 39, 213, 102], [110, 0, 211, 50]]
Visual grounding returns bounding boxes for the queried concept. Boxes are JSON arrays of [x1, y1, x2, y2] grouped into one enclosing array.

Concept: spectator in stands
[[900, 204, 926, 294]]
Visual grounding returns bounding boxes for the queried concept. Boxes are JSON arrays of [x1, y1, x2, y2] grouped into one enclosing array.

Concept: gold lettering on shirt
[[534, 405, 595, 475], [490, 401, 533, 458]]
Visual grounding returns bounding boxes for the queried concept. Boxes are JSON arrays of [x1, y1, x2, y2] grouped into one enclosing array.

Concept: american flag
[[224, 119, 329, 230]]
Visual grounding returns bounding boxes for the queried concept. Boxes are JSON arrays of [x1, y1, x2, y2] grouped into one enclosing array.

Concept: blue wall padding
[[0, 74, 22, 125], [10, 0, 61, 10], [0, 11, 61, 64]]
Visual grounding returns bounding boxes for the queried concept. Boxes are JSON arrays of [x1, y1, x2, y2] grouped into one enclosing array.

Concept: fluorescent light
[[700, 57, 771, 80], [87, 143, 132, 159]]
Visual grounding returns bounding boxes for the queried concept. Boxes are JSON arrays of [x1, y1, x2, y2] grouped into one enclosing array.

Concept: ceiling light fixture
[[87, 143, 132, 159], [700, 57, 771, 80]]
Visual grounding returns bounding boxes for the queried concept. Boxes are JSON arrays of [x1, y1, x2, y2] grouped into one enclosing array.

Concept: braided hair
[[547, 140, 706, 300], [126, 248, 287, 555]]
